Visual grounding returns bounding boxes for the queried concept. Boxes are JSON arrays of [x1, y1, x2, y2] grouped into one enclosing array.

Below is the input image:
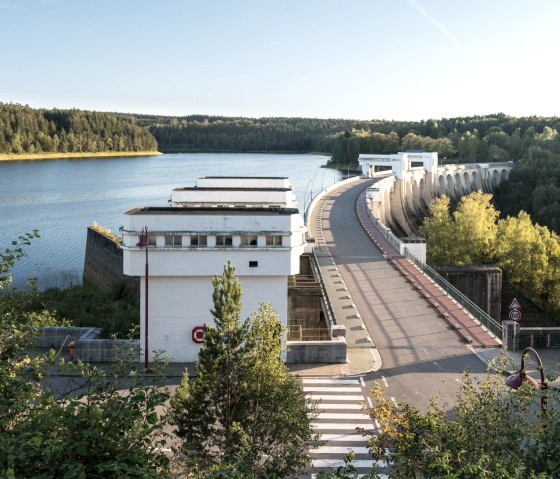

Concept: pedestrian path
[[303, 377, 388, 478]]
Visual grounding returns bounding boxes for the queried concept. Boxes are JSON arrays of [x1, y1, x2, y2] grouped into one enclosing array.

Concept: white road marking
[[311, 459, 385, 468], [307, 394, 364, 401], [312, 422, 374, 431], [320, 433, 371, 442], [391, 397, 397, 407], [381, 376, 389, 387], [359, 376, 366, 388], [433, 361, 443, 369], [367, 396, 373, 408], [304, 386, 363, 393], [312, 475, 388, 479], [317, 412, 371, 420], [314, 446, 370, 454], [318, 403, 363, 410], [303, 378, 360, 385]]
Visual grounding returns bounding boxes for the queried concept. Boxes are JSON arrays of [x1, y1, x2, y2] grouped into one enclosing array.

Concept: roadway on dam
[[309, 178, 491, 411]]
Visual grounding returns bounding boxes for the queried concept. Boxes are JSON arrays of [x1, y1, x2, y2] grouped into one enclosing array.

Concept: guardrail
[[310, 248, 337, 326], [404, 249, 503, 338]]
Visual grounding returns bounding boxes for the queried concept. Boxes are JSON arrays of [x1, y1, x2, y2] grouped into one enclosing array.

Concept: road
[[317, 179, 488, 410]]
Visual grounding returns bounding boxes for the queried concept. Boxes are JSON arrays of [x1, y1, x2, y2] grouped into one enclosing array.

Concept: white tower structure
[[121, 176, 306, 362], [359, 151, 438, 179]]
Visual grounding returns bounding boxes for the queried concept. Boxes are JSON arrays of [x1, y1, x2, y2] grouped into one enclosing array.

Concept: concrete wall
[[74, 339, 140, 362], [83, 227, 138, 294], [287, 336, 347, 363], [138, 275, 289, 363], [502, 321, 560, 350], [434, 265, 502, 322], [365, 162, 513, 236], [39, 326, 101, 348]]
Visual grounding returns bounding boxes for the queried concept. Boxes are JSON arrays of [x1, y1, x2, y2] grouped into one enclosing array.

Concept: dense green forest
[[127, 112, 560, 166], [4, 102, 560, 232], [0, 103, 157, 154]]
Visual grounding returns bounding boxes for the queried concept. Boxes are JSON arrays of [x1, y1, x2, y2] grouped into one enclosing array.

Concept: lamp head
[[505, 372, 524, 390], [506, 372, 540, 390]]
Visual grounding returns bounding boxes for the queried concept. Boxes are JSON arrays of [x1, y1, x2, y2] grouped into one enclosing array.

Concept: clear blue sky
[[1, 0, 559, 120]]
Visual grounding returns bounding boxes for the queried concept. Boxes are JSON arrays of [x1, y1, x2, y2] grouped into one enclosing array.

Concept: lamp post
[[136, 226, 149, 371], [505, 347, 547, 415]]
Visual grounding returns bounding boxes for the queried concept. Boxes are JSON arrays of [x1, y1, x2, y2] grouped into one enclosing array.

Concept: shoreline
[[0, 151, 162, 161]]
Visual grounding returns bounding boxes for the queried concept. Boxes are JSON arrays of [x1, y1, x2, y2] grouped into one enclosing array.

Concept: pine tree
[[170, 262, 318, 478]]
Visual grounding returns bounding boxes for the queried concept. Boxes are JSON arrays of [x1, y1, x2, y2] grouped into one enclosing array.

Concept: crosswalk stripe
[[315, 403, 363, 410], [312, 475, 388, 479], [317, 412, 371, 420], [311, 459, 385, 468], [320, 433, 370, 442], [307, 394, 364, 401], [312, 422, 374, 431], [314, 446, 370, 454], [304, 386, 363, 393], [302, 378, 360, 385]]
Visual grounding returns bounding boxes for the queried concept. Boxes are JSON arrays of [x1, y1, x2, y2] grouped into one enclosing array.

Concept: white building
[[121, 176, 306, 362], [359, 151, 438, 179]]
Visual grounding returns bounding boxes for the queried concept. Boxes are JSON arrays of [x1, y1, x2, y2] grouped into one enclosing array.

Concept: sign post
[[508, 298, 522, 322]]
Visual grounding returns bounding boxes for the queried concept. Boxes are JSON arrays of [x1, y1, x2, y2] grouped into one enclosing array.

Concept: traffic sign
[[509, 298, 521, 310], [508, 308, 522, 321]]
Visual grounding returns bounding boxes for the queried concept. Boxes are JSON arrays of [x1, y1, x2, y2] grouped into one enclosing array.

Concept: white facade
[[121, 176, 306, 362], [359, 151, 438, 179]]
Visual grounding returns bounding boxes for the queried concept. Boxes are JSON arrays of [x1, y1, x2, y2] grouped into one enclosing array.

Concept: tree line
[[133, 112, 560, 162], [0, 103, 157, 154]]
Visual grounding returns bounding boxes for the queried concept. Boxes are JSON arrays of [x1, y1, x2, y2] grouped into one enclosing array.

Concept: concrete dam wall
[[365, 161, 513, 237]]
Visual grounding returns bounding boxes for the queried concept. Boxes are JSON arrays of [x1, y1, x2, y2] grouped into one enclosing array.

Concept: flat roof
[[172, 187, 291, 192], [125, 206, 299, 216], [198, 176, 288, 179]]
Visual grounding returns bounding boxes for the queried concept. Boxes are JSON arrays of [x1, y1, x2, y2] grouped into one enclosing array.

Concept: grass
[[0, 151, 161, 161]]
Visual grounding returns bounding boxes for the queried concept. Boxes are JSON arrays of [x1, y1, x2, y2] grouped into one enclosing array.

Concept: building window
[[165, 234, 182, 246], [241, 235, 258, 246], [266, 235, 282, 246], [148, 233, 157, 246], [191, 235, 207, 246], [216, 235, 233, 246], [249, 261, 258, 268]]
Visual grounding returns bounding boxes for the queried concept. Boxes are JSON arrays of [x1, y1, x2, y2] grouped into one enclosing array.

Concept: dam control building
[[121, 176, 307, 363]]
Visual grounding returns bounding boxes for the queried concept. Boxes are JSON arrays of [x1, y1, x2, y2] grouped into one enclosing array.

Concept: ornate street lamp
[[136, 226, 149, 371], [505, 346, 548, 415]]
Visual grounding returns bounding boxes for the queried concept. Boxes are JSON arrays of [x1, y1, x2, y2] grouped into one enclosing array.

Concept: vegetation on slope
[[0, 102, 158, 155], [420, 192, 560, 319]]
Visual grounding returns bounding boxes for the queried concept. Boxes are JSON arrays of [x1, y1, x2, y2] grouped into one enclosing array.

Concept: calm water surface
[[0, 153, 339, 288]]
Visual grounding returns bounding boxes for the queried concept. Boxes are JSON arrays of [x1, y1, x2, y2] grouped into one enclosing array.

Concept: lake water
[[0, 153, 339, 288]]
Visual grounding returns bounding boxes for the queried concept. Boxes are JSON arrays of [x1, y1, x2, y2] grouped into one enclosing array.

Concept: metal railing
[[404, 249, 503, 338], [310, 249, 337, 326], [287, 325, 331, 341]]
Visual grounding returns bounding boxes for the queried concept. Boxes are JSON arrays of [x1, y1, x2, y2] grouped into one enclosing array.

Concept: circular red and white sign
[[508, 309, 521, 322], [192, 326, 206, 344]]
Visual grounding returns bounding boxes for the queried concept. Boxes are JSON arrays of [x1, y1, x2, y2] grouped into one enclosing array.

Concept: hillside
[[0, 103, 157, 155]]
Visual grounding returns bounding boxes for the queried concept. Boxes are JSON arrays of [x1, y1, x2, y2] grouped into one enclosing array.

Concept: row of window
[[145, 233, 284, 248]]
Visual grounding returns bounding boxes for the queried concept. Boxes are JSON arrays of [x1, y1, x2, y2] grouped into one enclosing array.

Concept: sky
[[1, 0, 559, 121]]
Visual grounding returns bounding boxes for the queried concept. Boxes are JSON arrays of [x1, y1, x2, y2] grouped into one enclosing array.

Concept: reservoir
[[0, 153, 337, 288]]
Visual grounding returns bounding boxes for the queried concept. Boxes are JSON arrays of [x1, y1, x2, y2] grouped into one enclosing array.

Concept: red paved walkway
[[356, 188, 500, 348]]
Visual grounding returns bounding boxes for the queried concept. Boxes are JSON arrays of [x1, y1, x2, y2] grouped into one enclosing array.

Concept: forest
[[0, 103, 157, 154], [3, 102, 560, 232]]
